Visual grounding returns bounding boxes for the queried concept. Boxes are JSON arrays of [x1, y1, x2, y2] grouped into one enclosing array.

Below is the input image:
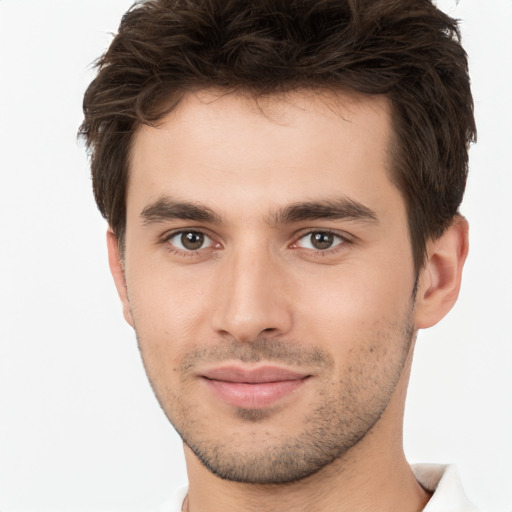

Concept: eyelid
[[291, 229, 351, 251], [161, 228, 221, 252]]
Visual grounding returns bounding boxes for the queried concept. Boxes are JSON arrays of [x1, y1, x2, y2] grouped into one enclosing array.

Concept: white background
[[0, 0, 510, 511]]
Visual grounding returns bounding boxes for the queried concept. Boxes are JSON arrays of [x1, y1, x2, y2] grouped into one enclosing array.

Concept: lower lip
[[203, 378, 308, 409]]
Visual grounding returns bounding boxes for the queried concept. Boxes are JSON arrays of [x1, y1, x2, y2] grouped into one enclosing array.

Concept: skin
[[107, 89, 468, 512]]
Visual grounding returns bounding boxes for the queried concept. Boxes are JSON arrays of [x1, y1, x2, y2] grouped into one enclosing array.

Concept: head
[[80, 0, 474, 485]]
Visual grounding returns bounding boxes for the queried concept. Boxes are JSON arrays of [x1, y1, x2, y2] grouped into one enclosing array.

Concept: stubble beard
[[137, 307, 416, 485]]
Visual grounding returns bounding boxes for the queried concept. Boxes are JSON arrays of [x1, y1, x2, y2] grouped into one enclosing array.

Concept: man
[[80, 0, 477, 510]]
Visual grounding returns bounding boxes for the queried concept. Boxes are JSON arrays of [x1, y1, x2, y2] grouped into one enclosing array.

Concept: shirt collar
[[412, 464, 478, 512]]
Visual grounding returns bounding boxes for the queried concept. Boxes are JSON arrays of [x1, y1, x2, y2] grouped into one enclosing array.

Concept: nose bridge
[[212, 242, 292, 342]]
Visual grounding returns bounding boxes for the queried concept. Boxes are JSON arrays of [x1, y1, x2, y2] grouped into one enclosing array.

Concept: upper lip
[[202, 365, 310, 383]]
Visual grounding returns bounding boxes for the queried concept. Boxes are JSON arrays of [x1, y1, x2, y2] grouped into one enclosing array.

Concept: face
[[116, 89, 420, 483]]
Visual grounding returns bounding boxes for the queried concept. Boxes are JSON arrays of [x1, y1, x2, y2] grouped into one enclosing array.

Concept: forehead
[[128, 88, 400, 222]]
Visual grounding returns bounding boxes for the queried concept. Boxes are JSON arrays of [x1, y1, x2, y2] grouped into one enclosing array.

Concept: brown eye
[[181, 232, 204, 250], [296, 231, 344, 251], [168, 231, 212, 251], [311, 232, 334, 249]]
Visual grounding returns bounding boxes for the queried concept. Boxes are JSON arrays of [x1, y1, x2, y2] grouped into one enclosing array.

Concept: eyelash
[[161, 229, 218, 257], [160, 229, 351, 257], [291, 229, 349, 257]]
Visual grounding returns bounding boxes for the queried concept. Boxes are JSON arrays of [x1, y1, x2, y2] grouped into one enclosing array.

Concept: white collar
[[412, 463, 478, 511]]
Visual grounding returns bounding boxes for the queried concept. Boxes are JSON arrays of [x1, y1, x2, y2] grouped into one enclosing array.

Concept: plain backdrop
[[0, 0, 511, 511]]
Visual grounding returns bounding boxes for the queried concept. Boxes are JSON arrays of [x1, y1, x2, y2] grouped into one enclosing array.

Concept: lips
[[201, 366, 310, 409]]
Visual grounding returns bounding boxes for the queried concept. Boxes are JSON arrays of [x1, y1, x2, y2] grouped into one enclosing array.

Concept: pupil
[[312, 232, 333, 250], [182, 232, 204, 250]]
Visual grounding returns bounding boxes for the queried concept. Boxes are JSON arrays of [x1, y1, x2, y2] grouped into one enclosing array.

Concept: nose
[[211, 247, 293, 343]]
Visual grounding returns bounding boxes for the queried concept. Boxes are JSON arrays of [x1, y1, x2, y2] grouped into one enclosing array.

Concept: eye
[[167, 231, 214, 251], [296, 231, 345, 251]]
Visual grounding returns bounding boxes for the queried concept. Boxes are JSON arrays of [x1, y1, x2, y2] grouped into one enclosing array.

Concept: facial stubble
[[135, 305, 416, 485]]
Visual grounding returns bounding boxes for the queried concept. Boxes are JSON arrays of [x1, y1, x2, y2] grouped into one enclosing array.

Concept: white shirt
[[413, 464, 478, 512], [157, 464, 477, 512]]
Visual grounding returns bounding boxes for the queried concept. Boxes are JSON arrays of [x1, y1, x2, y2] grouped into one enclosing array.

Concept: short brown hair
[[80, 0, 476, 271]]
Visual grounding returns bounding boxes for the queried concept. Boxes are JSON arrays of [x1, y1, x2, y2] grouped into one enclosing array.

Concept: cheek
[[291, 268, 415, 385], [301, 274, 415, 393], [125, 262, 214, 354], [294, 261, 413, 332], [126, 276, 209, 399]]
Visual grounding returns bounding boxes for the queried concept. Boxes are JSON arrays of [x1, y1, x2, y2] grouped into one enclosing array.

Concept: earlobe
[[106, 230, 135, 328], [414, 215, 469, 329]]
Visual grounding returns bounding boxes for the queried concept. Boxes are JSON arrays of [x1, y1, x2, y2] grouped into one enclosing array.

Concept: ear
[[106, 229, 135, 328], [414, 215, 469, 329]]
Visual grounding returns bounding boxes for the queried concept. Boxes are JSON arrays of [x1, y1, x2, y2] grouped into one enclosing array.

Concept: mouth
[[201, 365, 311, 409]]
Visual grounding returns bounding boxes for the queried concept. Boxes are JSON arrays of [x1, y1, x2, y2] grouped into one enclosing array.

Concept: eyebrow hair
[[140, 197, 222, 225], [139, 196, 378, 227], [267, 198, 378, 225]]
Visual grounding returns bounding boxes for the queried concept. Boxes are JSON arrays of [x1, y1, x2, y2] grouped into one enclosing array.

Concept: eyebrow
[[140, 197, 222, 225], [139, 196, 378, 226], [267, 198, 378, 226]]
